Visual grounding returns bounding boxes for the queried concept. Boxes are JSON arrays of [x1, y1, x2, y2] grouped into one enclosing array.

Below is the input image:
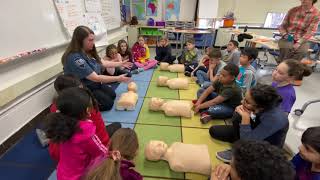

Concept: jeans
[[197, 90, 235, 119], [196, 70, 209, 85]]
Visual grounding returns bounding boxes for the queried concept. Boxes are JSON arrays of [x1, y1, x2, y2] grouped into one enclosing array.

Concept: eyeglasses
[[243, 97, 257, 107]]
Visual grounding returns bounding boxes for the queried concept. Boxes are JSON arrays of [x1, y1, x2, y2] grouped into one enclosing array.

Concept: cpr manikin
[[157, 76, 189, 90], [116, 82, 138, 110], [159, 62, 185, 73], [149, 97, 194, 118], [144, 140, 211, 175]]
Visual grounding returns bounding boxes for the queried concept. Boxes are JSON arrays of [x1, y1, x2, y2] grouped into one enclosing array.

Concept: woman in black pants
[[62, 26, 132, 111]]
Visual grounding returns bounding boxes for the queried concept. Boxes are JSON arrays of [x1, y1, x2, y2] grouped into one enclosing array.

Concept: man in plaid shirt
[[278, 0, 320, 62]]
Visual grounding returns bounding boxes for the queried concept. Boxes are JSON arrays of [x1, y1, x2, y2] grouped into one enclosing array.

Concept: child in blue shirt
[[292, 126, 320, 180], [236, 48, 257, 96]]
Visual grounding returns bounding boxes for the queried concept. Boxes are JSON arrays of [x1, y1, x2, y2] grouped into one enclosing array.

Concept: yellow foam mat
[[179, 83, 199, 100], [182, 128, 231, 180], [178, 73, 197, 84], [181, 114, 226, 129]]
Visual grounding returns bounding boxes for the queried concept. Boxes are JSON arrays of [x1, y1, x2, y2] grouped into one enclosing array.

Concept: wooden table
[[245, 36, 279, 50]]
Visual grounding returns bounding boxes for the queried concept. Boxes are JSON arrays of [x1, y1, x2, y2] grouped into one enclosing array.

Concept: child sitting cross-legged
[[178, 38, 201, 77], [194, 63, 242, 124], [236, 47, 257, 96], [195, 48, 226, 88], [132, 36, 158, 70]]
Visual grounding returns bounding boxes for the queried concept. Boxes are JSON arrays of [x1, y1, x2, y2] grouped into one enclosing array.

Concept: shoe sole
[[200, 115, 211, 124], [215, 152, 231, 163]]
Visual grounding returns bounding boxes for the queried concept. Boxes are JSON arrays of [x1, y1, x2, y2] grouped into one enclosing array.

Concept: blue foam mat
[[0, 129, 54, 167], [131, 69, 154, 82], [0, 164, 53, 180], [101, 97, 145, 124]]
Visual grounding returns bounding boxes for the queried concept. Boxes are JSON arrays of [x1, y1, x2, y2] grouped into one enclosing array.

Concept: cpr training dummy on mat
[[157, 76, 189, 90], [116, 82, 138, 110], [149, 97, 194, 118], [145, 140, 211, 175], [159, 62, 185, 73]]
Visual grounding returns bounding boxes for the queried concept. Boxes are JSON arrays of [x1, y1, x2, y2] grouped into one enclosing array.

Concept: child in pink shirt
[[44, 87, 108, 180], [132, 36, 158, 70]]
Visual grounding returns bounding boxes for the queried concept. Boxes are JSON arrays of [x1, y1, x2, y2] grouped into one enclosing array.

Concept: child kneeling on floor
[[194, 63, 242, 124], [85, 128, 142, 180], [45, 87, 109, 180], [132, 36, 158, 70]]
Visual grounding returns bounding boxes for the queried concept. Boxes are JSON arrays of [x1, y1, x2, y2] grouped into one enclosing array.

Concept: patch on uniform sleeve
[[75, 58, 86, 69]]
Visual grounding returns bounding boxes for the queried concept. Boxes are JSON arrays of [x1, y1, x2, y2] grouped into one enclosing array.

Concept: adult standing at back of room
[[62, 26, 132, 111], [278, 0, 320, 62]]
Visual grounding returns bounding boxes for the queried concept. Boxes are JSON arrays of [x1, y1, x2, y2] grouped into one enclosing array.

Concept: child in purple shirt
[[85, 128, 142, 180], [292, 127, 320, 180], [272, 59, 312, 114]]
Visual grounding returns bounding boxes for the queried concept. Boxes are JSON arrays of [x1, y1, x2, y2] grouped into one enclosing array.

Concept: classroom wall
[[136, 0, 197, 25], [218, 0, 320, 24]]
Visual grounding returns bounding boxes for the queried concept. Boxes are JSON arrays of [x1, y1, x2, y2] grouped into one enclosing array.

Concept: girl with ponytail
[[272, 59, 312, 114], [85, 128, 142, 180], [45, 87, 108, 180]]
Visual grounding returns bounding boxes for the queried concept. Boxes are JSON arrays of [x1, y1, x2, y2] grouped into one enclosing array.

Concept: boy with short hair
[[155, 36, 176, 64], [221, 40, 241, 66], [194, 64, 242, 124], [196, 48, 226, 88], [178, 39, 201, 76], [236, 47, 257, 95]]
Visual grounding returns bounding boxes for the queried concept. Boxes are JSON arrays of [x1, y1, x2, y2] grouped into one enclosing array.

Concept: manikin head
[[145, 140, 168, 161], [157, 76, 169, 86], [149, 97, 165, 111]]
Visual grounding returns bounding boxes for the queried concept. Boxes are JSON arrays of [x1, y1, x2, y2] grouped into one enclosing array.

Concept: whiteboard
[[54, 0, 107, 40], [0, 0, 69, 58], [198, 0, 219, 18], [101, 0, 121, 30]]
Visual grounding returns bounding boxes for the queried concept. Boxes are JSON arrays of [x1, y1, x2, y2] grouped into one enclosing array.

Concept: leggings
[[134, 59, 158, 70]]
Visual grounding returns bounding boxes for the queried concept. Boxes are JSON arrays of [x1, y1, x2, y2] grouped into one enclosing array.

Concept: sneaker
[[216, 149, 232, 163], [192, 99, 198, 105], [36, 129, 49, 147], [184, 71, 191, 77], [131, 69, 139, 74], [138, 68, 144, 72], [200, 112, 211, 124]]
